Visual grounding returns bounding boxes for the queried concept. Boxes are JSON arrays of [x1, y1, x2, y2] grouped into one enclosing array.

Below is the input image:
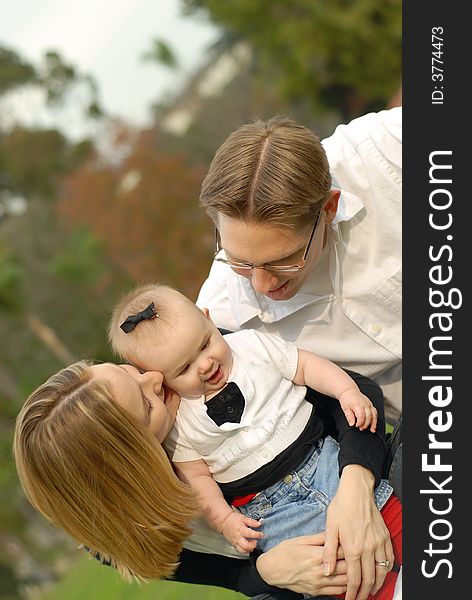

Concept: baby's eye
[[179, 364, 190, 376], [201, 338, 210, 350]]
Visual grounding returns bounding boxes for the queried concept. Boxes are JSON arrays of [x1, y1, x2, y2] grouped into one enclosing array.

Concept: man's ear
[[201, 307, 211, 320], [324, 189, 340, 224]]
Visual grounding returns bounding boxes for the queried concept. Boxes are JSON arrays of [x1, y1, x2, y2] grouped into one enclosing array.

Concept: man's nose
[[250, 268, 281, 295]]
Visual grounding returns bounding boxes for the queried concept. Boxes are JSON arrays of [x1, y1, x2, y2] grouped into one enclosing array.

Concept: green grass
[[42, 555, 245, 600]]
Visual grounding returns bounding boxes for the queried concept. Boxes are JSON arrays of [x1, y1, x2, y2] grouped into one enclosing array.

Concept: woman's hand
[[256, 533, 348, 597], [323, 465, 394, 600]]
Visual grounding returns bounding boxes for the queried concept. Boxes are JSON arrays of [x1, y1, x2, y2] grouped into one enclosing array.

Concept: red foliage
[[58, 126, 213, 300]]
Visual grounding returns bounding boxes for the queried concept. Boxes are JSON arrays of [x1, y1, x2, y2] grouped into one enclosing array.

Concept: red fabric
[[231, 493, 258, 507], [335, 494, 402, 600]]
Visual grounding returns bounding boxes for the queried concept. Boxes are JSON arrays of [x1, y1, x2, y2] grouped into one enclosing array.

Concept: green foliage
[[0, 45, 104, 123], [142, 38, 179, 70], [183, 0, 401, 118], [87, 100, 104, 119], [0, 244, 24, 313], [0, 127, 69, 198], [42, 50, 77, 105], [0, 46, 37, 95], [50, 227, 105, 285], [0, 431, 23, 529], [0, 127, 95, 199], [43, 554, 245, 600], [0, 562, 19, 600], [67, 138, 96, 166]]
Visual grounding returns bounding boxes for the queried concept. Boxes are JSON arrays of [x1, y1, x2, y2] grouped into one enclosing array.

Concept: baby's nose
[[198, 358, 213, 374]]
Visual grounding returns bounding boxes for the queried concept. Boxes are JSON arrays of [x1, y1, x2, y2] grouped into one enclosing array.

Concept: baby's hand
[[339, 390, 378, 432], [221, 511, 263, 553]]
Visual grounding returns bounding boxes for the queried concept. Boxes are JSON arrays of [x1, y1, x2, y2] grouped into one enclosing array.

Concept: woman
[[14, 359, 394, 599], [196, 108, 402, 598]]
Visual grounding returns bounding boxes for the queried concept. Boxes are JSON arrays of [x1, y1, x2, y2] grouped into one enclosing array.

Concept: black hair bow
[[120, 302, 158, 333]]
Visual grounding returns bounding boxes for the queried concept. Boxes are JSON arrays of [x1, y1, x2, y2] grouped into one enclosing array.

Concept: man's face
[[215, 217, 322, 301], [215, 191, 339, 301]]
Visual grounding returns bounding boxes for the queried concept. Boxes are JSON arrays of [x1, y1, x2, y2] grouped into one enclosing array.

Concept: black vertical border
[[404, 3, 467, 598]]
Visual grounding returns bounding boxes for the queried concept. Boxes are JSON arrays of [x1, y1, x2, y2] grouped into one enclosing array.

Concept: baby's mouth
[[207, 366, 223, 385]]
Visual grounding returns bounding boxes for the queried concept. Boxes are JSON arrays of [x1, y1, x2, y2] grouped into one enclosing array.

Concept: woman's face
[[91, 363, 180, 442]]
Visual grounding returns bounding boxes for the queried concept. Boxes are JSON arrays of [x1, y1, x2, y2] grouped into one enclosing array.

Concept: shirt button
[[227, 406, 234, 413], [371, 323, 382, 335], [262, 452, 269, 459], [283, 474, 293, 484]]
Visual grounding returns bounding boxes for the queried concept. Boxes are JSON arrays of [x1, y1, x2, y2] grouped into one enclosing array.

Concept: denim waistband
[[249, 435, 393, 511]]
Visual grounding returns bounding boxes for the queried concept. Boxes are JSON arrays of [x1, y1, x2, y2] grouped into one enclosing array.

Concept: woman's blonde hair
[[13, 360, 198, 581], [200, 115, 332, 229]]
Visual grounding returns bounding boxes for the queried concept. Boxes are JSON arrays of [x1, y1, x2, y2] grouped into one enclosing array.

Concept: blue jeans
[[238, 436, 393, 553]]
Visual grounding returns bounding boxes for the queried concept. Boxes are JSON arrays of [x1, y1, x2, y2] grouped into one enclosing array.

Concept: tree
[[142, 38, 179, 70], [0, 47, 37, 95], [59, 126, 211, 301], [0, 45, 113, 589], [0, 45, 103, 118], [182, 0, 401, 120]]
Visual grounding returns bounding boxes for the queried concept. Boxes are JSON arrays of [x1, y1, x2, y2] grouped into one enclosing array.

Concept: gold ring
[[375, 560, 390, 568]]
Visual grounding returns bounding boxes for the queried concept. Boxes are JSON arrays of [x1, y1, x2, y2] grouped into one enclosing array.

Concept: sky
[[0, 0, 219, 135]]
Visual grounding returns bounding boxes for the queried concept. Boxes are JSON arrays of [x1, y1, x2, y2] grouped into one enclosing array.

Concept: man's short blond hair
[[200, 115, 332, 229]]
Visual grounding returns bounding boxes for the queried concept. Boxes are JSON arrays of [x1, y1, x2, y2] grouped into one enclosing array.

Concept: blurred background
[[0, 1, 401, 598]]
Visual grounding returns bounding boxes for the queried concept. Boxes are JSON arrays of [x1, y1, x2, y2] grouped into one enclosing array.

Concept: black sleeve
[[87, 546, 298, 598], [305, 370, 387, 487], [173, 548, 302, 599]]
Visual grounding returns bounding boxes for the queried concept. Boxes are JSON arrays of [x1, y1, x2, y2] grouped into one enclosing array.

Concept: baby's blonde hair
[[108, 283, 197, 367], [13, 360, 198, 581]]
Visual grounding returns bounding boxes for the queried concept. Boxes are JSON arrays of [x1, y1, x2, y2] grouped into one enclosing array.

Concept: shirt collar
[[226, 187, 365, 326], [331, 177, 365, 225]]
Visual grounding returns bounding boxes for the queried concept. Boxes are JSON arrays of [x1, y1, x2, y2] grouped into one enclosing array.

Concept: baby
[[109, 284, 390, 554]]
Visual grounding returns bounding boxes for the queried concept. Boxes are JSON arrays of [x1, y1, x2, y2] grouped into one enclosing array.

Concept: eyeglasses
[[214, 210, 322, 273]]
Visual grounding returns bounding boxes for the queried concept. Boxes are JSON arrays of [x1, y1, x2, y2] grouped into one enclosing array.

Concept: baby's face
[[138, 305, 233, 399]]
